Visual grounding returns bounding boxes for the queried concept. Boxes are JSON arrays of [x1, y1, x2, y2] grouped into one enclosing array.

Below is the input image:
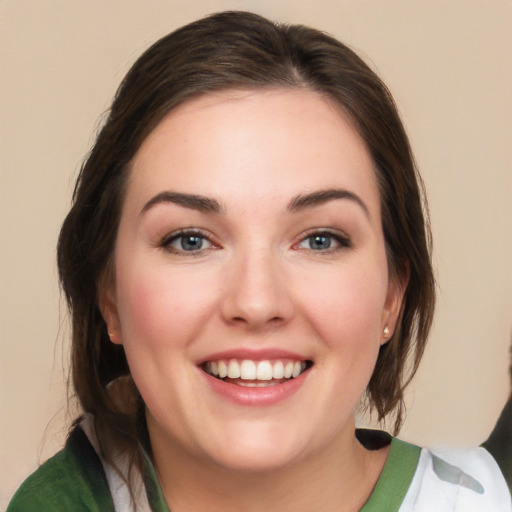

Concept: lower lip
[[201, 369, 309, 406]]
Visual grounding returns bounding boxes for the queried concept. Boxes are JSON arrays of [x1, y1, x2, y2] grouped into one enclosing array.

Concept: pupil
[[181, 236, 202, 251], [311, 235, 331, 250]]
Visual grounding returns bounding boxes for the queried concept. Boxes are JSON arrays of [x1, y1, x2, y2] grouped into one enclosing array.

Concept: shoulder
[[7, 427, 115, 512], [400, 444, 512, 512]]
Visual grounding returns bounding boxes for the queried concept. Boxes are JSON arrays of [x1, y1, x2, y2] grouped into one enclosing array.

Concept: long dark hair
[[57, 10, 435, 473]]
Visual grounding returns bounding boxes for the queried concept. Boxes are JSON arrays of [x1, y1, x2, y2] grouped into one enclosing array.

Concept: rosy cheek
[[116, 263, 218, 349], [296, 264, 386, 345]]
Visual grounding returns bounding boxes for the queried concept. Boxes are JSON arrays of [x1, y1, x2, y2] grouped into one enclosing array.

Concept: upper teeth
[[205, 359, 306, 381]]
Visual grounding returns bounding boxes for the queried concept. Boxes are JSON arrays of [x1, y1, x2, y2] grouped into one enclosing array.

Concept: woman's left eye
[[297, 231, 351, 252], [161, 231, 214, 254]]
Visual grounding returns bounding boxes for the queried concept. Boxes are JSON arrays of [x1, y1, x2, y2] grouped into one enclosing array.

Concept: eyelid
[[293, 228, 352, 252], [160, 228, 219, 255]]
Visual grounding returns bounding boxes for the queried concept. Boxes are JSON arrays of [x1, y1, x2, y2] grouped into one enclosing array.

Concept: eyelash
[[159, 229, 352, 256], [295, 230, 352, 253], [160, 229, 216, 255]]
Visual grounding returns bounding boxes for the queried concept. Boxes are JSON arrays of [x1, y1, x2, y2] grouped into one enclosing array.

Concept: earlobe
[[99, 288, 122, 345], [381, 265, 409, 344], [106, 310, 122, 345]]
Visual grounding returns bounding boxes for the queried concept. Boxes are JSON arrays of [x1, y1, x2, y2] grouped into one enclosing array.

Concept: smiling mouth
[[201, 358, 313, 387]]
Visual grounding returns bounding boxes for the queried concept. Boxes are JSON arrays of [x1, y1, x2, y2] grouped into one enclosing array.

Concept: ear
[[381, 264, 409, 345], [98, 286, 123, 345]]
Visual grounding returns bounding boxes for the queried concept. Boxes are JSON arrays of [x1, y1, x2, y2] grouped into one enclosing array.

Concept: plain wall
[[1, 0, 511, 508]]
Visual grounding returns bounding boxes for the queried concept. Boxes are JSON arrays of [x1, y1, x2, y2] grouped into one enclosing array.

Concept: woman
[[7, 11, 511, 512]]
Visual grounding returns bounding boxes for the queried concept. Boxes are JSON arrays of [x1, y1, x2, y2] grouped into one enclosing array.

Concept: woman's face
[[105, 89, 404, 471]]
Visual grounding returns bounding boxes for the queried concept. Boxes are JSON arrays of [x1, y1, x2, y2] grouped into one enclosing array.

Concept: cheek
[[302, 263, 388, 407], [297, 261, 388, 346], [114, 259, 220, 350]]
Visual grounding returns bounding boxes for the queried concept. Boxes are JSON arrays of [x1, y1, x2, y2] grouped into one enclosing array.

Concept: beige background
[[1, 0, 511, 507]]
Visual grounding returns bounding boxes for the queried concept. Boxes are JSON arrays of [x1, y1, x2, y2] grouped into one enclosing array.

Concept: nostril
[[229, 313, 284, 325]]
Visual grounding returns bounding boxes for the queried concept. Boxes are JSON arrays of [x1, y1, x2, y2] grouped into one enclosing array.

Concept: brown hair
[[57, 10, 435, 467]]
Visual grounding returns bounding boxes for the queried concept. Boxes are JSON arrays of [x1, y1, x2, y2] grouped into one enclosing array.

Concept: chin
[[209, 442, 303, 474], [196, 421, 316, 474]]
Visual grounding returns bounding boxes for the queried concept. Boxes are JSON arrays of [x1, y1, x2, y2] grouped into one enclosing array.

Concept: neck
[[149, 423, 389, 512]]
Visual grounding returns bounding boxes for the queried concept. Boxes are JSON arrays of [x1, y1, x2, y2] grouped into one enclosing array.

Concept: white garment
[[81, 414, 152, 512], [400, 446, 511, 511]]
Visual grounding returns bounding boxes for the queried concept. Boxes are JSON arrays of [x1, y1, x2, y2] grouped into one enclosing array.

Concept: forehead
[[127, 88, 380, 214]]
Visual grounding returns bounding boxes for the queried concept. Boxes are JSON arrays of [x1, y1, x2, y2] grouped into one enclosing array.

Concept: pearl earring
[[107, 312, 116, 341], [383, 325, 390, 337]]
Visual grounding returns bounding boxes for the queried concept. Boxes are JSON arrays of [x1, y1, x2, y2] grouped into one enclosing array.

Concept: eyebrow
[[288, 189, 370, 218], [140, 188, 369, 218], [141, 191, 224, 216]]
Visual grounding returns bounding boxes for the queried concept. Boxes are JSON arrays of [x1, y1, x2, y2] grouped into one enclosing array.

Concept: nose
[[220, 248, 294, 330]]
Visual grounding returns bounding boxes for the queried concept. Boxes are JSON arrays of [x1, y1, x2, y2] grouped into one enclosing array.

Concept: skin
[[102, 89, 406, 511]]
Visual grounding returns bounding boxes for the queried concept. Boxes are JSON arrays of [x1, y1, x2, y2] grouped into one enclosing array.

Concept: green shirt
[[8, 426, 510, 511]]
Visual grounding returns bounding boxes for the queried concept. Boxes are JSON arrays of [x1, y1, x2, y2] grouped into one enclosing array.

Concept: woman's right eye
[[161, 231, 214, 254]]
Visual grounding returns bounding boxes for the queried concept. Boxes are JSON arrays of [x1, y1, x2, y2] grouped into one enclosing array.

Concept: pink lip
[[196, 348, 309, 365], [199, 364, 310, 407]]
